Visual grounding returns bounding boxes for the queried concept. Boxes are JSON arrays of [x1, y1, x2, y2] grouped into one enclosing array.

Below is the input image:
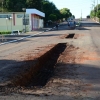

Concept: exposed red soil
[[0, 42, 99, 99], [76, 50, 100, 63]]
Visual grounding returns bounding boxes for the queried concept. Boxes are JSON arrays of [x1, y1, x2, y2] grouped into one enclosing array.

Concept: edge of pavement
[[0, 27, 54, 46]]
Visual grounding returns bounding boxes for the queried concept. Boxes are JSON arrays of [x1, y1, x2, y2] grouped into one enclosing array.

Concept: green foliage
[[90, 4, 100, 18], [94, 4, 100, 12], [48, 14, 57, 21], [26, 0, 42, 11], [72, 15, 75, 19], [90, 10, 96, 18], [42, 0, 61, 22], [1, 0, 26, 12], [0, 0, 73, 22], [97, 10, 100, 18], [0, 31, 11, 34], [60, 8, 72, 20]]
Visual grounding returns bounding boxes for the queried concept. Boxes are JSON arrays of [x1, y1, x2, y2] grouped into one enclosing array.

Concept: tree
[[91, 4, 100, 17], [94, 4, 100, 12], [90, 10, 95, 18], [1, 0, 73, 24], [97, 10, 100, 18], [42, 0, 61, 22], [3, 0, 26, 11], [26, 0, 42, 11], [60, 8, 72, 20], [72, 15, 75, 19], [48, 14, 57, 21]]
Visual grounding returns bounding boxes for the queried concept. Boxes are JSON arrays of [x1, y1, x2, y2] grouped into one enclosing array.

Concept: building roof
[[26, 9, 45, 17]]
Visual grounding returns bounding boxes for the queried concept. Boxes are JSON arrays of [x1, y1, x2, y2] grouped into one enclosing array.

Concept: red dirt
[[0, 42, 99, 99]]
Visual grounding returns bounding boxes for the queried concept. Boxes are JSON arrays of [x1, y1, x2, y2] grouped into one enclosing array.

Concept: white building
[[0, 9, 45, 32]]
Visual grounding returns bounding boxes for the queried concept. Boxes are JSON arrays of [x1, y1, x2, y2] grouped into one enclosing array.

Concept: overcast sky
[[49, 0, 100, 18]]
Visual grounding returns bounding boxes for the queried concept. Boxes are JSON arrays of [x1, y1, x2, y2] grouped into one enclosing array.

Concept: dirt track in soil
[[0, 43, 85, 99]]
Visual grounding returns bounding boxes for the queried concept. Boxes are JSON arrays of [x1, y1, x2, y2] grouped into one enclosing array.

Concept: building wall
[[15, 13, 30, 31], [31, 14, 43, 30], [0, 13, 30, 32], [0, 12, 44, 32], [0, 14, 12, 31]]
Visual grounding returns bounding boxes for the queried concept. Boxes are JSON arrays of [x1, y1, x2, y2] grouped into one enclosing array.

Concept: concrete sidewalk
[[26, 28, 52, 35], [0, 28, 52, 44]]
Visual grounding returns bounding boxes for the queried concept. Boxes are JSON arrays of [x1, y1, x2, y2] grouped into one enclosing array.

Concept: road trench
[[1, 34, 80, 96], [12, 43, 67, 87], [12, 32, 77, 88]]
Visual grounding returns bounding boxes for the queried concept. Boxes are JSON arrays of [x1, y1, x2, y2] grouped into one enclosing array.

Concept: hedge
[[0, 31, 11, 34]]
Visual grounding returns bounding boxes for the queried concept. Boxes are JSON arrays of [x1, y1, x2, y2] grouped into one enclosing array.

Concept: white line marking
[[0, 29, 52, 46]]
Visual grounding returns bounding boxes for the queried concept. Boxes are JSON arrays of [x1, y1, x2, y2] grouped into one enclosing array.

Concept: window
[[0, 15, 12, 18], [17, 14, 29, 18], [17, 14, 23, 18]]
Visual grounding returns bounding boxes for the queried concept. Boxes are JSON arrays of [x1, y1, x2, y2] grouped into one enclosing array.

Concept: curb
[[0, 28, 52, 46]]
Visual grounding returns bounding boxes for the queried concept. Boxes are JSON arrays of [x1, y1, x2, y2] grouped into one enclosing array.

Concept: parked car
[[11, 30, 21, 35], [68, 21, 75, 28]]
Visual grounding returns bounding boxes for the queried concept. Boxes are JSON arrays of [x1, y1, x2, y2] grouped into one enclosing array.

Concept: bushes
[[0, 31, 11, 34]]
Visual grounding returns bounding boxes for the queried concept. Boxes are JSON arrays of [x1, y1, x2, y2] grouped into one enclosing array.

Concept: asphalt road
[[0, 21, 77, 44], [0, 19, 100, 100]]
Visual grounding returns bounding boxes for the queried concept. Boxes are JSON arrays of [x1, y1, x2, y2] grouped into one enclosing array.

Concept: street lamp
[[22, 8, 26, 33], [10, 17, 13, 31], [6, 18, 8, 31]]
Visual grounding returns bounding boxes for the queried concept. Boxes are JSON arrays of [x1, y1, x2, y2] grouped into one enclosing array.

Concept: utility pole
[[90, 7, 92, 16], [91, 0, 95, 12], [97, 0, 98, 12], [92, 0, 95, 9], [81, 9, 82, 20], [92, 0, 96, 16], [94, 0, 95, 7], [22, 8, 26, 33]]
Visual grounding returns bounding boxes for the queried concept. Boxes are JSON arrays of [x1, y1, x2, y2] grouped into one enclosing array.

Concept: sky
[[49, 0, 100, 18]]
